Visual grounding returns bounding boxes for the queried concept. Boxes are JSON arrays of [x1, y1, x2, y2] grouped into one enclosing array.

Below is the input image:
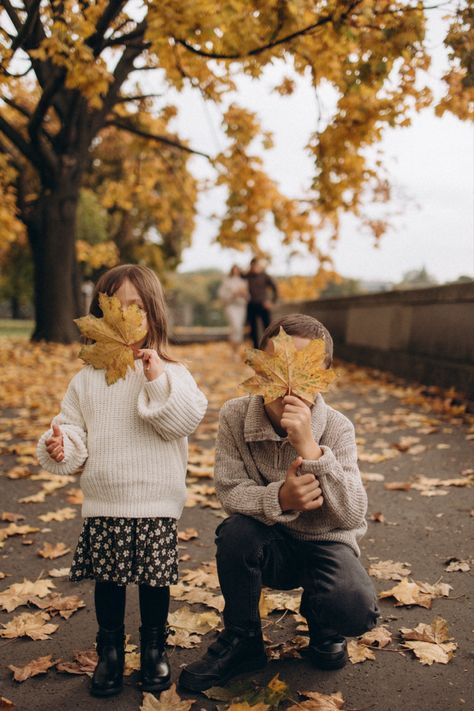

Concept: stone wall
[[275, 282, 474, 399]]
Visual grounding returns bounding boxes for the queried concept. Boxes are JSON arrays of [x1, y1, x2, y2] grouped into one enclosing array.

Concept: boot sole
[[90, 683, 123, 698], [141, 678, 172, 693], [302, 648, 348, 671], [178, 656, 268, 693]]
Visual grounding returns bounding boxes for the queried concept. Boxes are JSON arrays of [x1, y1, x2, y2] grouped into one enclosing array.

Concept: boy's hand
[[280, 395, 322, 460], [278, 456, 324, 513], [45, 424, 64, 462], [137, 348, 165, 382]]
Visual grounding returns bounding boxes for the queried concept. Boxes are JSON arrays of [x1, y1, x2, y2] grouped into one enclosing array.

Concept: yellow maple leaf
[[74, 292, 147, 385], [241, 327, 336, 404]]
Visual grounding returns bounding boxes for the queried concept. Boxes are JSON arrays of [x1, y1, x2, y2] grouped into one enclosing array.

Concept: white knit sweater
[[36, 361, 208, 518]]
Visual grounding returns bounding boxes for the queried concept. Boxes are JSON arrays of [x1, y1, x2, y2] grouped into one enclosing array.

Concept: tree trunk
[[28, 178, 82, 343]]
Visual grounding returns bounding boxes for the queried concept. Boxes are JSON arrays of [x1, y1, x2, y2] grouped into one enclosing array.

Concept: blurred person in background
[[245, 258, 278, 348], [218, 265, 249, 359]]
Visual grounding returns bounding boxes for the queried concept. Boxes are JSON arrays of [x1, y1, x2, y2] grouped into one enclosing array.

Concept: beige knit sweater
[[37, 361, 207, 519], [214, 394, 367, 555]]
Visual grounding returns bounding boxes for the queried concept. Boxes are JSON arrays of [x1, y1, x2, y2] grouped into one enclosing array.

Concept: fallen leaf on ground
[[140, 684, 195, 710], [0, 578, 56, 612], [400, 617, 457, 665], [361, 472, 385, 482], [369, 511, 385, 522], [379, 578, 451, 608], [178, 528, 199, 541], [444, 557, 470, 572], [170, 584, 224, 611], [347, 640, 376, 663], [368, 560, 411, 581], [384, 481, 412, 491], [180, 562, 220, 588], [259, 590, 301, 617], [291, 690, 345, 710], [55, 650, 97, 675], [1, 512, 25, 522], [0, 696, 14, 709], [359, 626, 392, 648], [8, 655, 56, 682], [37, 542, 71, 559], [38, 508, 77, 522], [0, 611, 58, 640], [48, 567, 70, 577], [30, 592, 85, 619], [168, 606, 220, 636]]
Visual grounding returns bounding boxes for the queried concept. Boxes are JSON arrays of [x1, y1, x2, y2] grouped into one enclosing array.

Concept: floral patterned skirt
[[69, 517, 178, 587]]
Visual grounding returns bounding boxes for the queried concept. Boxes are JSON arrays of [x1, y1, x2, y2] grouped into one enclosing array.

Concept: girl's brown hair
[[259, 313, 333, 368], [89, 264, 176, 363]]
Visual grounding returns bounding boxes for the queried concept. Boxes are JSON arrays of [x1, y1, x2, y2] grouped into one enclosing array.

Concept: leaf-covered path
[[0, 340, 473, 710]]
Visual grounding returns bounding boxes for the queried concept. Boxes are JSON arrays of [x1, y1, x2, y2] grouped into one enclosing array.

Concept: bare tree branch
[[106, 118, 211, 159]]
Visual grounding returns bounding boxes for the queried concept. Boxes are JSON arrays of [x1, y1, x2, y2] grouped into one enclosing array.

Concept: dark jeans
[[216, 514, 379, 640], [94, 582, 170, 631], [247, 302, 271, 348]]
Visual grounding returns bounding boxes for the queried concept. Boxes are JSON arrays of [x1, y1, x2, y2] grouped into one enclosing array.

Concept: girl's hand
[[137, 348, 165, 382], [45, 424, 64, 462], [280, 395, 322, 460]]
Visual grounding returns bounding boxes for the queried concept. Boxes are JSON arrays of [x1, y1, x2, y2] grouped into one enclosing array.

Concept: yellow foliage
[[241, 327, 336, 404], [74, 293, 147, 385]]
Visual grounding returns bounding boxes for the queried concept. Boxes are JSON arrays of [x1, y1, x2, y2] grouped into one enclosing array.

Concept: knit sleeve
[[137, 364, 207, 441], [300, 417, 367, 530], [36, 376, 88, 476], [214, 410, 300, 525]]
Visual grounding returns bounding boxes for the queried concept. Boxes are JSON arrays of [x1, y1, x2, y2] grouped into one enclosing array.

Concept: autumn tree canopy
[[0, 0, 472, 341]]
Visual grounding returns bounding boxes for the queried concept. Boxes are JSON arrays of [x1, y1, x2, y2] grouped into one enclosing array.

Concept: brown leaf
[[0, 696, 15, 709], [55, 649, 98, 675], [0, 611, 59, 640], [140, 685, 195, 710], [384, 481, 412, 491], [291, 691, 345, 710], [1, 512, 25, 522], [347, 639, 376, 664], [37, 542, 71, 559], [38, 508, 77, 522], [48, 567, 70, 577], [9, 654, 56, 682], [368, 560, 411, 581], [0, 578, 56, 612], [241, 328, 336, 404], [379, 578, 451, 608], [177, 528, 199, 542], [400, 617, 457, 665], [30, 592, 85, 619], [444, 557, 471, 572], [74, 293, 147, 385], [359, 625, 392, 648]]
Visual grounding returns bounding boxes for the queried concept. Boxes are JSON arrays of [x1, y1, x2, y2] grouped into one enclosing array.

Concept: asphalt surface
[[0, 348, 473, 711]]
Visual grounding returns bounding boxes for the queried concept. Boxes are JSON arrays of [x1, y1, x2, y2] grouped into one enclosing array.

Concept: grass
[[0, 319, 34, 339]]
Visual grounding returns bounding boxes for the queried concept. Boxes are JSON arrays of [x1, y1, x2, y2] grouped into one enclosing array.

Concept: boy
[[179, 314, 379, 692]]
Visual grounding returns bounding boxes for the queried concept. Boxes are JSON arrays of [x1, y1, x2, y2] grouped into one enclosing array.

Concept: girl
[[218, 265, 249, 359], [36, 264, 207, 698]]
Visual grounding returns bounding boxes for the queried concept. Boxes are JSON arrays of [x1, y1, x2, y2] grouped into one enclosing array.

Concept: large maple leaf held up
[[241, 327, 336, 404], [74, 293, 147, 385]]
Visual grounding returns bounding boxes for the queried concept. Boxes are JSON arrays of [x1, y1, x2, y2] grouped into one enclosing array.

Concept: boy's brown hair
[[89, 264, 176, 363], [259, 314, 333, 368]]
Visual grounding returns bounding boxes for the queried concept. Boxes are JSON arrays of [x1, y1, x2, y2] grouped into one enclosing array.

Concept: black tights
[[94, 581, 170, 631]]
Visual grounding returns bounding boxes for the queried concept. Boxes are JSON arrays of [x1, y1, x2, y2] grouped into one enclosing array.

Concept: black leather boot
[[139, 625, 171, 692], [178, 629, 267, 692], [90, 625, 125, 697], [303, 635, 348, 670]]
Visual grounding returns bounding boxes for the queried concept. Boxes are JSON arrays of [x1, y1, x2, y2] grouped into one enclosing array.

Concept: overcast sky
[[163, 8, 473, 284]]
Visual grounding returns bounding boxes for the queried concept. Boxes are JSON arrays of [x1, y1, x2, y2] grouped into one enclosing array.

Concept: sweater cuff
[[301, 446, 337, 476], [36, 428, 87, 475], [263, 481, 300, 523], [143, 370, 170, 403]]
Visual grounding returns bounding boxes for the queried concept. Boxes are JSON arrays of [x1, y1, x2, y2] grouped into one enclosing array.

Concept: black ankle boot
[[303, 635, 348, 670], [178, 629, 267, 692], [90, 625, 125, 697], [139, 625, 171, 692]]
